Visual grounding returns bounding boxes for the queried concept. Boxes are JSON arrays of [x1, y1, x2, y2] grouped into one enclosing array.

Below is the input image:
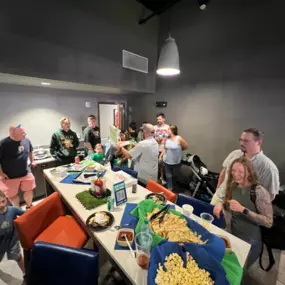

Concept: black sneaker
[[26, 204, 33, 210]]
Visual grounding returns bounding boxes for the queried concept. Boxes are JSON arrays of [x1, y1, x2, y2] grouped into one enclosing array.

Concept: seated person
[[0, 190, 25, 275], [113, 131, 129, 167], [113, 145, 128, 168], [213, 157, 273, 269], [128, 122, 137, 140], [91, 144, 105, 164]]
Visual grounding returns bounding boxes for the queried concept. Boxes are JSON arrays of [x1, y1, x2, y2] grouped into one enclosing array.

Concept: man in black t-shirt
[[0, 125, 36, 208], [84, 115, 101, 154]]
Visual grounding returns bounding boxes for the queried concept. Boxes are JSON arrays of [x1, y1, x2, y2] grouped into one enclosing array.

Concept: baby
[[91, 144, 105, 164], [0, 190, 25, 274]]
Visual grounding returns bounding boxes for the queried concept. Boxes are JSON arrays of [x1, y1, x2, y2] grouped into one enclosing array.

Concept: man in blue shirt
[[0, 125, 36, 208], [0, 190, 25, 273]]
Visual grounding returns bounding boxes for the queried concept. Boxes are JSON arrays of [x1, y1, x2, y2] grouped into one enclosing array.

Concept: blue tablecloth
[[114, 202, 225, 263], [60, 173, 87, 185], [148, 242, 230, 285], [184, 216, 225, 262], [114, 203, 138, 250], [114, 203, 176, 251]]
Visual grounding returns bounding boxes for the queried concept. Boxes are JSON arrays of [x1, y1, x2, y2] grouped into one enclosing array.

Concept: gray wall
[[129, 0, 285, 182], [0, 84, 127, 146], [0, 0, 158, 93]]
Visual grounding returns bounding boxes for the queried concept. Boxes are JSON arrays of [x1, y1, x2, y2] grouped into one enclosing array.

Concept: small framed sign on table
[[113, 181, 128, 206]]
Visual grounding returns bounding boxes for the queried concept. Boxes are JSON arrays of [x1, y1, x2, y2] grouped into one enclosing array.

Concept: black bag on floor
[[250, 186, 285, 271], [259, 214, 285, 271], [273, 191, 285, 210]]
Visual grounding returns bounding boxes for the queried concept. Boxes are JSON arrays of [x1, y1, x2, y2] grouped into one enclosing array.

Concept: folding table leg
[[23, 249, 31, 276]]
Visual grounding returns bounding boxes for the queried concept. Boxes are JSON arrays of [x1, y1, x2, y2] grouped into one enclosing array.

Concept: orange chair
[[15, 192, 87, 252], [146, 179, 177, 203]]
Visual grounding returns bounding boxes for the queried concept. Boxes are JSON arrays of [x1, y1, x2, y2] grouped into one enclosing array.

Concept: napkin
[[221, 251, 243, 285]]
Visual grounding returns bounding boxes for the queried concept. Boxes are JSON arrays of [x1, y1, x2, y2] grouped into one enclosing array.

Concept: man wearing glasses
[[212, 128, 279, 215], [0, 125, 36, 209]]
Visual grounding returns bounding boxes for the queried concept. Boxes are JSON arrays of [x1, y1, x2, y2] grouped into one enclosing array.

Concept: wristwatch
[[242, 208, 249, 215]]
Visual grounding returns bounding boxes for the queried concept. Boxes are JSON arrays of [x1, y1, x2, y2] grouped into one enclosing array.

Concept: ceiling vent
[[122, 50, 148, 74]]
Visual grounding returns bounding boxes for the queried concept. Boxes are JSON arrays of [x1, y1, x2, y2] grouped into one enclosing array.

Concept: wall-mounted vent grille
[[122, 50, 148, 74]]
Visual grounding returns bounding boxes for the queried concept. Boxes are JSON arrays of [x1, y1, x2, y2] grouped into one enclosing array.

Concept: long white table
[[43, 168, 251, 285]]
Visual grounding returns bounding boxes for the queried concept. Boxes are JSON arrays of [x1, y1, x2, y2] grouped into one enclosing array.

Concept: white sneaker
[[160, 179, 167, 185]]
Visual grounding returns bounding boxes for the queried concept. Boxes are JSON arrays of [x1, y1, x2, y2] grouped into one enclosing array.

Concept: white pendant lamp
[[156, 36, 180, 76]]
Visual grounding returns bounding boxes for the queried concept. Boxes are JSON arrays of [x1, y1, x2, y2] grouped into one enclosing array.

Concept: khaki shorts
[[0, 242, 22, 262]]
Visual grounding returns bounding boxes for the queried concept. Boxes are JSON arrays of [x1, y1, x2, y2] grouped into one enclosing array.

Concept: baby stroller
[[181, 154, 220, 202]]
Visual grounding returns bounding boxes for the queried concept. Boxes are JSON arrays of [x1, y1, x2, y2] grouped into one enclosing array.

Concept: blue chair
[[27, 242, 99, 285], [176, 194, 226, 228], [113, 165, 138, 179]]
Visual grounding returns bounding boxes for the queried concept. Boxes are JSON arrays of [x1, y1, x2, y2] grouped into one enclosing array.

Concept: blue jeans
[[245, 239, 262, 269], [163, 162, 181, 191]]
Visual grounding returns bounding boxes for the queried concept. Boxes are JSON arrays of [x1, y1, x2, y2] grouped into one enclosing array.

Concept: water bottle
[[141, 218, 152, 235]]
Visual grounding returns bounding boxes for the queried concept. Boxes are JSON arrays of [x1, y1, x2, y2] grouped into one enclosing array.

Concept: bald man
[[118, 124, 159, 186], [0, 125, 36, 208]]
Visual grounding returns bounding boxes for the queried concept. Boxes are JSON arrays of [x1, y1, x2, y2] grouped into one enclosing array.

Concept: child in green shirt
[[91, 144, 105, 164]]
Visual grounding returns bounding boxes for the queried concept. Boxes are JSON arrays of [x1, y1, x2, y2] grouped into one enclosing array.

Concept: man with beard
[[154, 113, 169, 184], [212, 128, 279, 217]]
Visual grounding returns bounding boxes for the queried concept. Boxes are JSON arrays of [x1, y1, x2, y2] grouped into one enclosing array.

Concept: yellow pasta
[[155, 253, 214, 285], [147, 209, 206, 244]]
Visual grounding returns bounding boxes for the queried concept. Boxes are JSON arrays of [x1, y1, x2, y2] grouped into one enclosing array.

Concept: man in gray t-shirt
[[212, 128, 279, 215]]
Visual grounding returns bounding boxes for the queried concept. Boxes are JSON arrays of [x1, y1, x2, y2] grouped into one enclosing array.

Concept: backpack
[[250, 185, 285, 271]]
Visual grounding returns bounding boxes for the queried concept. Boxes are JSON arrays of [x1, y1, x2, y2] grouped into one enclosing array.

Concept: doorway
[[98, 102, 126, 143]]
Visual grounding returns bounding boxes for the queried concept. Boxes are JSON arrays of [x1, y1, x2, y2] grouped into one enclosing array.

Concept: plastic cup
[[182, 204, 194, 218], [200, 212, 214, 230], [135, 232, 153, 270]]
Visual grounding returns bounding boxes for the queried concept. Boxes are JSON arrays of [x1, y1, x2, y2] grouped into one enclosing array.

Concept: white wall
[[99, 103, 118, 141], [0, 84, 127, 146]]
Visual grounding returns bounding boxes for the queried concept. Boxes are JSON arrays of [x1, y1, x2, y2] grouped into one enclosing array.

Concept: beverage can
[[107, 196, 114, 212]]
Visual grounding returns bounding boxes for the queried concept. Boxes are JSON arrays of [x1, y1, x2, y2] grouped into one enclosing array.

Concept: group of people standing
[[0, 112, 281, 276], [118, 113, 188, 189], [50, 114, 101, 165]]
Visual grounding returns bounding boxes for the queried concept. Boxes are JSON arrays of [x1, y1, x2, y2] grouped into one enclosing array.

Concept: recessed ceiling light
[[41, 82, 51, 86]]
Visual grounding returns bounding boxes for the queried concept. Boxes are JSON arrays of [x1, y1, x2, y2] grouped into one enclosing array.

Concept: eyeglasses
[[239, 138, 254, 143]]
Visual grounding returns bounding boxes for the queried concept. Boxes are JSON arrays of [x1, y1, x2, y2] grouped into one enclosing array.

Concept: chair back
[[146, 179, 176, 203], [28, 241, 99, 285], [113, 165, 138, 179], [15, 192, 65, 249], [176, 194, 226, 228]]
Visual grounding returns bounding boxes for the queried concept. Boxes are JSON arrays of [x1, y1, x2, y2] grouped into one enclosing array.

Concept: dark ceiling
[[136, 0, 182, 24]]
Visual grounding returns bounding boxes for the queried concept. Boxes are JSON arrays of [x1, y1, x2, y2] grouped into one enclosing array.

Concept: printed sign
[[113, 181, 127, 206]]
